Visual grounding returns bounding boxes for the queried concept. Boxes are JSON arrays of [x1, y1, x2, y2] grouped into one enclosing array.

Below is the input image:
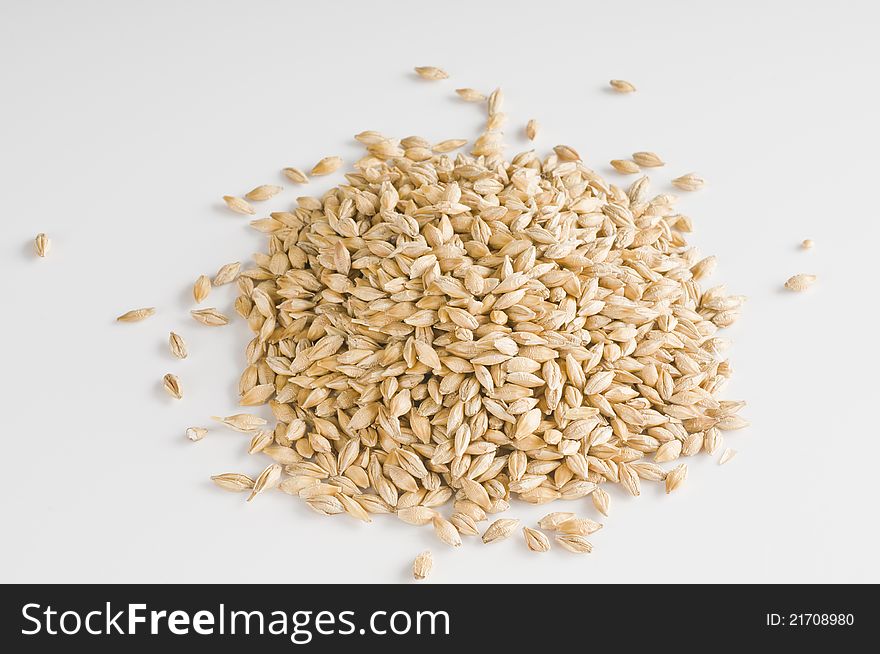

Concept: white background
[[1, 0, 878, 584]]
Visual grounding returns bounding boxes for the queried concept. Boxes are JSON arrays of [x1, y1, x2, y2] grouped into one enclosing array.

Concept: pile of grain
[[213, 92, 747, 549]]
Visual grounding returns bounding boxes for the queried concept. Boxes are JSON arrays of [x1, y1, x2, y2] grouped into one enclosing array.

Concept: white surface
[[1, 0, 878, 584]]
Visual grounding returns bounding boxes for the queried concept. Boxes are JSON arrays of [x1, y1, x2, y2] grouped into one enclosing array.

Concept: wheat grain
[[213, 413, 267, 432], [116, 307, 155, 322], [482, 519, 519, 544], [213, 262, 241, 286], [784, 274, 816, 292], [632, 151, 664, 167], [223, 195, 255, 215], [610, 159, 640, 174], [169, 332, 188, 359], [719, 448, 737, 465], [455, 88, 485, 102], [523, 527, 551, 552], [432, 515, 462, 547], [555, 534, 593, 553], [191, 308, 229, 326], [248, 463, 282, 501], [34, 233, 50, 257], [665, 464, 688, 494], [609, 79, 636, 93], [526, 119, 539, 141], [310, 156, 343, 176], [801, 239, 814, 250], [245, 185, 282, 201], [413, 551, 433, 580], [282, 167, 308, 184], [193, 275, 211, 303], [163, 373, 182, 399], [672, 173, 705, 191], [414, 66, 448, 80], [211, 473, 254, 492], [186, 427, 207, 442]]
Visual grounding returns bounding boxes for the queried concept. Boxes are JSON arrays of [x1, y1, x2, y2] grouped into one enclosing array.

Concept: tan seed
[[212, 413, 267, 432], [222, 195, 255, 215], [719, 448, 738, 465], [213, 262, 241, 286], [186, 427, 207, 442], [412, 550, 433, 580], [671, 172, 706, 191], [523, 527, 551, 552], [665, 464, 688, 494], [432, 515, 462, 547], [191, 308, 229, 326], [116, 307, 155, 323], [414, 66, 448, 80], [609, 79, 636, 93], [168, 332, 187, 359], [555, 534, 593, 554], [245, 185, 282, 201], [310, 156, 343, 176], [591, 487, 610, 516], [553, 145, 580, 161], [211, 473, 254, 492], [248, 463, 282, 501], [784, 274, 816, 292], [282, 167, 309, 184], [537, 512, 576, 531], [455, 88, 485, 102], [557, 517, 603, 536], [34, 233, 50, 257], [525, 119, 539, 141], [163, 373, 182, 399], [801, 239, 814, 250], [193, 275, 211, 303], [610, 159, 640, 174], [632, 151, 664, 167], [482, 518, 519, 544]]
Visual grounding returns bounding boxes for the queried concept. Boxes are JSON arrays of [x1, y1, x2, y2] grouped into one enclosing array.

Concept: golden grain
[[609, 79, 636, 93], [414, 66, 448, 80], [222, 195, 255, 215], [116, 307, 155, 322], [34, 233, 50, 257]]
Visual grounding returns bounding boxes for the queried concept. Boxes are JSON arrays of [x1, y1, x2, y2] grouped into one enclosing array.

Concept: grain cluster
[[211, 98, 747, 551]]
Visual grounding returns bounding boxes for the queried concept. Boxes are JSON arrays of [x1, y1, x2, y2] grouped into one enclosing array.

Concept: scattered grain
[[186, 427, 208, 442], [163, 373, 182, 399], [169, 332, 187, 359], [455, 88, 485, 102], [523, 527, 551, 552], [245, 185, 282, 201], [193, 275, 211, 303], [310, 156, 343, 176], [784, 274, 816, 292], [223, 195, 255, 215], [413, 551, 433, 580], [34, 233, 50, 257], [482, 519, 519, 544], [609, 79, 636, 93], [116, 307, 155, 323], [672, 173, 706, 191], [610, 159, 640, 174], [632, 151, 664, 167], [283, 167, 309, 184], [191, 308, 229, 326], [213, 262, 241, 286], [414, 66, 448, 80], [526, 119, 539, 141]]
